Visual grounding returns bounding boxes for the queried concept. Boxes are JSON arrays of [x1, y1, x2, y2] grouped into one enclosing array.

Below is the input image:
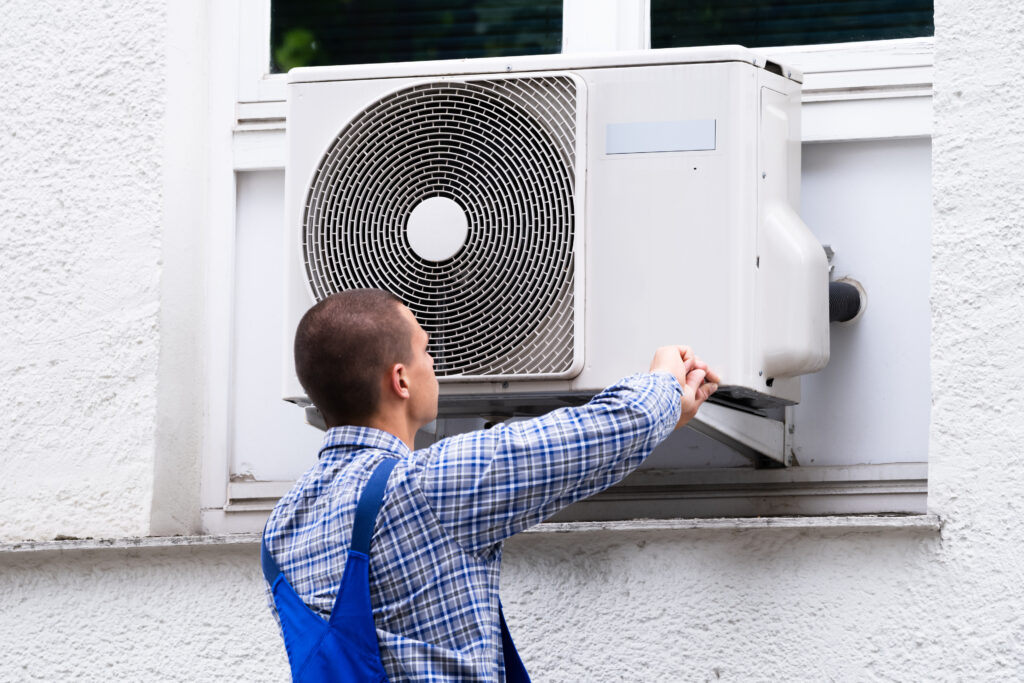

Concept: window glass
[[652, 0, 932, 49], [271, 0, 562, 73]]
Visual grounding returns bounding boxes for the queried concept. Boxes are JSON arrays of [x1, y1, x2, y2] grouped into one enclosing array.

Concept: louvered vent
[[303, 76, 580, 379]]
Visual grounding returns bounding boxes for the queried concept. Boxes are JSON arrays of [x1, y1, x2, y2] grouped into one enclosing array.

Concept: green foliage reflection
[[270, 0, 561, 73]]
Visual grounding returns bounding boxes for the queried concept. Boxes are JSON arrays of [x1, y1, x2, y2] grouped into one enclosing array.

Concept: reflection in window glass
[[271, 0, 562, 73], [652, 0, 932, 49]]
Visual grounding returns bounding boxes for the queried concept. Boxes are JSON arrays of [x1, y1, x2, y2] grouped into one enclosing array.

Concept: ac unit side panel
[[569, 62, 761, 394], [756, 82, 829, 395]]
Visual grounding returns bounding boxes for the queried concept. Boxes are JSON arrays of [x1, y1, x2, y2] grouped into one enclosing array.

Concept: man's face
[[401, 305, 439, 427]]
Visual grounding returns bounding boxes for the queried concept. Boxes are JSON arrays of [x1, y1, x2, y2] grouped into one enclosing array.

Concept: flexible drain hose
[[829, 280, 863, 323]]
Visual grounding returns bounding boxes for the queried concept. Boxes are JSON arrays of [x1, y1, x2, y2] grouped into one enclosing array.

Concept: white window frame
[[231, 1, 933, 170], [201, 0, 933, 534]]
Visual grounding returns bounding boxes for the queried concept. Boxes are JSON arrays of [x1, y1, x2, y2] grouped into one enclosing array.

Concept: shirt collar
[[318, 425, 411, 460]]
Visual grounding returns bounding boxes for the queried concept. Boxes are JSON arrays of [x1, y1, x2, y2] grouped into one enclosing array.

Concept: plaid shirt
[[263, 372, 681, 681]]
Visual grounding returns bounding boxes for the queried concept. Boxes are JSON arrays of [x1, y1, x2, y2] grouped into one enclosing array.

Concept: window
[[205, 1, 933, 533], [270, 0, 562, 72], [652, 0, 933, 49]]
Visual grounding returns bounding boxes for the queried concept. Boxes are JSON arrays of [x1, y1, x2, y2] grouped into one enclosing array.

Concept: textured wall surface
[[503, 529, 949, 681], [0, 545, 286, 682], [0, 1, 168, 540], [4, 0, 1024, 680], [0, 526, 982, 682]]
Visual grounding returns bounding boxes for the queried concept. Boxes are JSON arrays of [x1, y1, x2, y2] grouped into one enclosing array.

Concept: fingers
[[686, 365, 719, 405], [697, 380, 719, 402], [681, 349, 718, 386], [685, 350, 720, 386], [677, 346, 695, 375], [651, 347, 721, 412], [684, 368, 706, 394], [679, 347, 714, 376]]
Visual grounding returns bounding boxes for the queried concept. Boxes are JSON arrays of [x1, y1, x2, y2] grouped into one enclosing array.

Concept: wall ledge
[[0, 515, 941, 554], [528, 514, 942, 534], [0, 533, 262, 554]]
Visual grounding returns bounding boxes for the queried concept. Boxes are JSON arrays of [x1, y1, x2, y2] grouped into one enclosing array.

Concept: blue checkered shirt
[[263, 372, 681, 681]]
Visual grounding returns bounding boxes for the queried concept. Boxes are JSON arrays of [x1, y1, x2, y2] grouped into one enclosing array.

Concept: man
[[263, 288, 719, 681]]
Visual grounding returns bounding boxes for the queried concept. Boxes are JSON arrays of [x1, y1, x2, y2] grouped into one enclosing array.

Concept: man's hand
[[649, 346, 720, 429]]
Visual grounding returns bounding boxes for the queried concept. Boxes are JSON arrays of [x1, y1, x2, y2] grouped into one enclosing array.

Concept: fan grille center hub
[[406, 197, 469, 262]]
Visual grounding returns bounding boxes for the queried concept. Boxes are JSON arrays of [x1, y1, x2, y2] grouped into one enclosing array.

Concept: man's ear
[[389, 363, 410, 400]]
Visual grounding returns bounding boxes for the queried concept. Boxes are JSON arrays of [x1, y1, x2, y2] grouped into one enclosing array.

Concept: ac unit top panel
[[287, 46, 802, 86]]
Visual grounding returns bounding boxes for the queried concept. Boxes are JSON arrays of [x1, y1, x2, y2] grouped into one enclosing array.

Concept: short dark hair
[[294, 289, 413, 427]]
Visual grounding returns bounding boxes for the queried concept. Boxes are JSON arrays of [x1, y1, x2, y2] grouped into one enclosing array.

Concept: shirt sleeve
[[410, 371, 682, 553]]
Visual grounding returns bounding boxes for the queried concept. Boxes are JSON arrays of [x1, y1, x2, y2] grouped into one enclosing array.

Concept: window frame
[[202, 0, 933, 534]]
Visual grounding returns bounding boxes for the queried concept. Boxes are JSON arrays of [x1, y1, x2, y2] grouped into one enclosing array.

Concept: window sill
[[0, 533, 260, 554], [215, 463, 928, 534], [528, 514, 941, 534], [0, 514, 940, 554]]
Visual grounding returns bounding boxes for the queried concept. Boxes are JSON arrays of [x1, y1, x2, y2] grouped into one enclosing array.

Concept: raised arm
[[411, 347, 719, 553]]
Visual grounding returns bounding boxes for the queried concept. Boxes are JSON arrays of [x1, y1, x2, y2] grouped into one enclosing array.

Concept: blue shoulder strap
[[261, 457, 399, 584], [350, 457, 399, 554], [261, 525, 283, 586]]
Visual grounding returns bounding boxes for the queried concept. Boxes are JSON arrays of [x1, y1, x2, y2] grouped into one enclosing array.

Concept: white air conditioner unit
[[282, 46, 829, 417]]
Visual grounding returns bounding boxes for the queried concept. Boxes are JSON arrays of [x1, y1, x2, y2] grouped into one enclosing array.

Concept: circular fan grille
[[303, 77, 578, 378]]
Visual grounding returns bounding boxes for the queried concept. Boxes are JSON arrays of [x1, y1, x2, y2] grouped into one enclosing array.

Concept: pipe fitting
[[829, 278, 867, 325]]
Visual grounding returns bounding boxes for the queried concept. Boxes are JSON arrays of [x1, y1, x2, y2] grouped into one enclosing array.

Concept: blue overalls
[[261, 457, 532, 682]]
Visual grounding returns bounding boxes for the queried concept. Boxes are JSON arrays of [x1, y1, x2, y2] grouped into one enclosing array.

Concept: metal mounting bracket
[[688, 402, 793, 467]]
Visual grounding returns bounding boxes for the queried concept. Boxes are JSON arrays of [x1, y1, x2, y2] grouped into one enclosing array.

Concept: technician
[[262, 288, 719, 681]]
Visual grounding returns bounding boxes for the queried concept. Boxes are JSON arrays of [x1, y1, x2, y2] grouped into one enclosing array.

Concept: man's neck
[[362, 412, 417, 450]]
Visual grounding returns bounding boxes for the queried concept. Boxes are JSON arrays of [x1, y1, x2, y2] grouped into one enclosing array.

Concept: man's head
[[294, 289, 437, 431]]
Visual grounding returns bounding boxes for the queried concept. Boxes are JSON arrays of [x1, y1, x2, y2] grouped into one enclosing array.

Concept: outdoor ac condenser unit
[[283, 46, 829, 417]]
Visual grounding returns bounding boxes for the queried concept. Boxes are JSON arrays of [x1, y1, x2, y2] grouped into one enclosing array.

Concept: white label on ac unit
[[605, 119, 716, 155]]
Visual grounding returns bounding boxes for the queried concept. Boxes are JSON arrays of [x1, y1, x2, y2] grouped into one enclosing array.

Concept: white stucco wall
[[0, 528, 947, 682], [0, 1, 168, 540], [4, 0, 1024, 680], [0, 544, 285, 681]]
